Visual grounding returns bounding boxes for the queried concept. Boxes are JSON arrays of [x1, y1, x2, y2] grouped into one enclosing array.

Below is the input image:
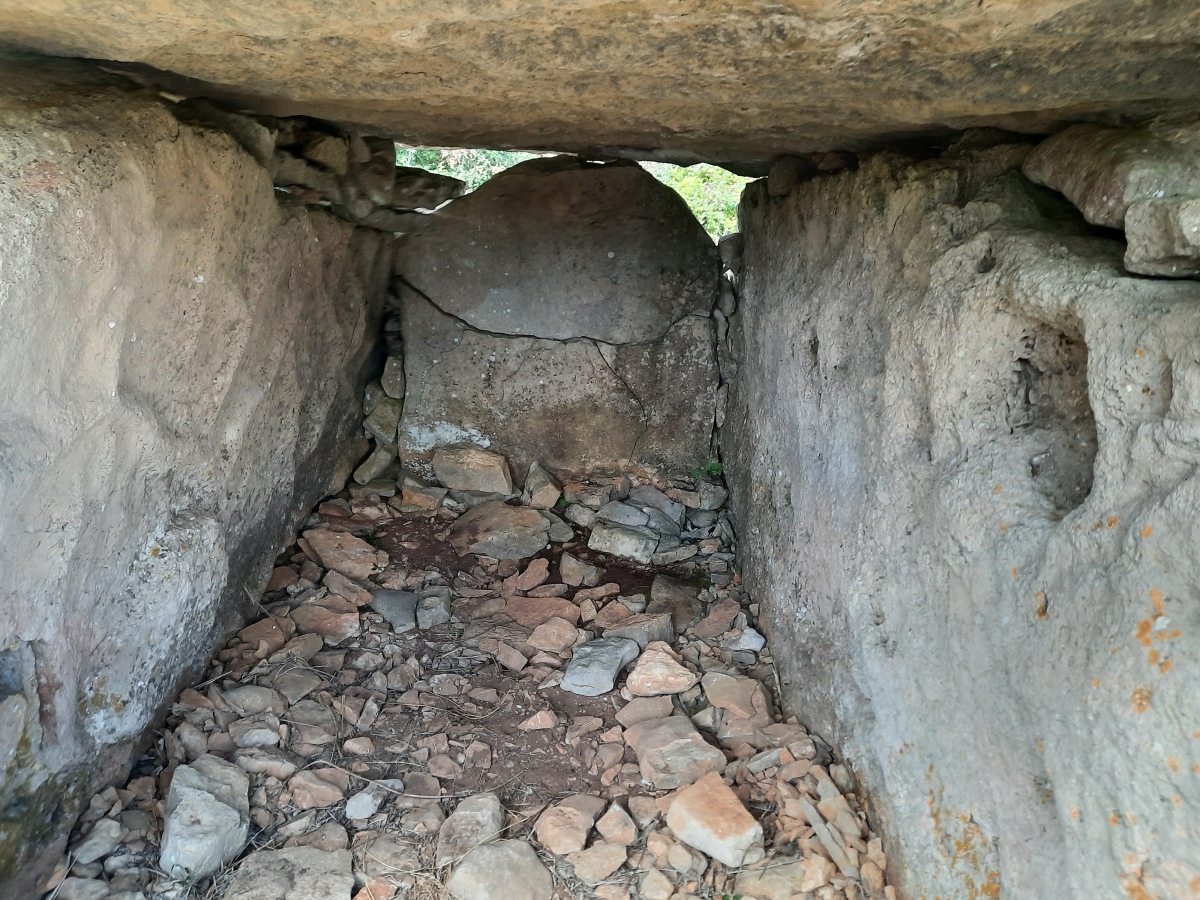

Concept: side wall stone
[[0, 61, 390, 892], [725, 144, 1200, 899]]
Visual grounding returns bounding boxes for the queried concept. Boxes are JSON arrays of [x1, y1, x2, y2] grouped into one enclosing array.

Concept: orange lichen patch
[[1169, 629, 1182, 639], [1171, 795, 1183, 807], [1193, 731, 1200, 740], [1150, 589, 1165, 614], [1093, 678, 1101, 689], [1125, 811, 1140, 826], [1142, 526, 1153, 538], [1035, 598, 1048, 619], [1137, 620, 1154, 648], [993, 485, 1003, 495], [998, 522, 1008, 534], [1121, 876, 1154, 900], [1011, 566, 1018, 578], [1036, 739, 1045, 752], [1110, 812, 1121, 826], [1149, 650, 1160, 665], [1193, 763, 1200, 774], [1070, 807, 1081, 819], [1131, 684, 1153, 713], [150, 546, 162, 557], [1136, 348, 1146, 358], [1107, 516, 1120, 529], [925, 767, 1002, 899], [1191, 875, 1200, 893], [1095, 520, 1104, 530], [1160, 660, 1173, 674], [1168, 757, 1181, 773]]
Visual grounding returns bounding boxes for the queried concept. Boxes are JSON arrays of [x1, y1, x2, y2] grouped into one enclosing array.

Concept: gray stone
[[647, 575, 703, 632], [1124, 196, 1200, 276], [727, 627, 765, 652], [417, 592, 453, 630], [223, 685, 287, 716], [159, 755, 250, 880], [603, 613, 675, 650], [642, 506, 681, 537], [0, 67, 389, 896], [522, 462, 562, 509], [538, 510, 575, 543], [563, 504, 597, 529], [559, 552, 602, 587], [54, 879, 111, 900], [363, 397, 402, 444], [433, 446, 514, 494], [448, 501, 550, 560], [224, 847, 354, 900], [344, 790, 380, 820], [436, 792, 505, 867], [362, 380, 387, 416], [628, 486, 687, 526], [396, 158, 717, 344], [596, 501, 649, 528], [1023, 122, 1200, 229], [587, 522, 659, 564], [380, 355, 406, 399], [369, 590, 419, 633], [696, 479, 729, 511], [444, 840, 553, 900], [560, 637, 640, 696], [73, 818, 122, 865], [353, 443, 396, 486], [393, 166, 466, 211], [718, 234, 744, 273], [623, 717, 726, 790]]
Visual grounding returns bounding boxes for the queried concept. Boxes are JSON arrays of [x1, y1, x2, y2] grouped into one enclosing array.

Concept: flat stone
[[302, 529, 388, 581], [448, 501, 549, 560], [54, 878, 111, 900], [615, 696, 675, 728], [239, 615, 294, 652], [560, 637, 640, 697], [624, 717, 726, 790], [224, 685, 287, 716], [395, 476, 448, 513], [159, 755, 250, 880], [289, 770, 347, 809], [224, 847, 354, 900], [626, 642, 700, 696], [693, 598, 741, 640], [596, 804, 637, 845], [268, 670, 323, 705], [596, 501, 649, 528], [627, 486, 686, 526], [417, 592, 452, 630], [445, 840, 553, 900], [73, 818, 122, 865], [701, 672, 766, 719], [603, 612, 674, 650], [726, 626, 766, 652], [522, 462, 562, 509], [436, 793, 505, 867], [381, 354, 406, 399], [534, 804, 592, 855], [646, 576, 703, 632], [233, 748, 300, 781], [370, 590, 419, 633], [503, 557, 551, 592], [344, 790, 381, 820], [565, 841, 628, 885], [354, 833, 422, 882], [433, 446, 513, 494], [665, 771, 763, 867], [364, 396, 402, 444], [559, 552, 602, 587], [291, 595, 361, 645], [588, 522, 659, 564], [539, 510, 575, 543], [504, 595, 580, 628], [528, 616, 578, 653]]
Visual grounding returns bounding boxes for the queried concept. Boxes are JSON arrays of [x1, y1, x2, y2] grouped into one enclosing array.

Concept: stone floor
[[41, 461, 894, 900]]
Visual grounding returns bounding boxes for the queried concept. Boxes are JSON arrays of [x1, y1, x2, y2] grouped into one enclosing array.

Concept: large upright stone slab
[[395, 157, 718, 344]]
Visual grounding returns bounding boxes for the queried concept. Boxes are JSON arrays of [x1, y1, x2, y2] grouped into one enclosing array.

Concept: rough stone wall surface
[[2, 3, 1200, 163], [724, 144, 1200, 899], [0, 62, 390, 892], [395, 158, 720, 482]]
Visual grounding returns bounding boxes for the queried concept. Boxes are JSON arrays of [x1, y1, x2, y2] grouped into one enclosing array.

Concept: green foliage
[[641, 161, 752, 240], [692, 459, 725, 478], [394, 146, 749, 240], [394, 146, 539, 191]]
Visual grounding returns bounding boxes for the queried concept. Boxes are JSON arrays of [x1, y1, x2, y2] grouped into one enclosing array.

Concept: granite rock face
[[3, 3, 1200, 163], [0, 61, 389, 895], [725, 138, 1200, 900]]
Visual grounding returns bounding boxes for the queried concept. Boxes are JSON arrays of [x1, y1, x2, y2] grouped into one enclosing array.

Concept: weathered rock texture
[[395, 158, 718, 343], [2, 3, 1200, 163], [725, 140, 1200, 898], [0, 61, 389, 893], [394, 163, 721, 481]]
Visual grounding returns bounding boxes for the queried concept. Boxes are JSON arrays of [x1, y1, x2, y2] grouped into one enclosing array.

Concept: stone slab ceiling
[[2, 1, 1200, 163]]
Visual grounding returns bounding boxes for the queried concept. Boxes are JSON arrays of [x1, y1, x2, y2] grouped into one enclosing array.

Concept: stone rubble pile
[[172, 98, 464, 233], [42, 446, 893, 900]]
